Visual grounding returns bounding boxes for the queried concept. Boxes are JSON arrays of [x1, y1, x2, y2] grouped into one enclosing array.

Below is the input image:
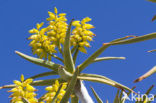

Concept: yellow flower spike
[[21, 74, 24, 82], [9, 75, 37, 103], [43, 80, 67, 102], [29, 7, 68, 60], [54, 7, 58, 14]]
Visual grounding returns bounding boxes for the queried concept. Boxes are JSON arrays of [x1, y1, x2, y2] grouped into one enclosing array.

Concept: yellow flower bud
[[59, 13, 66, 17], [24, 78, 33, 84], [29, 29, 39, 34], [14, 80, 22, 86], [36, 22, 44, 30], [54, 7, 58, 14], [78, 47, 87, 53], [21, 74, 24, 82], [28, 35, 38, 40], [81, 17, 91, 24], [83, 24, 94, 29], [45, 86, 53, 91], [26, 84, 36, 92], [72, 21, 81, 27]]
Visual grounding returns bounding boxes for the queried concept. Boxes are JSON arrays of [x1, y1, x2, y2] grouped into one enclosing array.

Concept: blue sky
[[0, 0, 156, 102]]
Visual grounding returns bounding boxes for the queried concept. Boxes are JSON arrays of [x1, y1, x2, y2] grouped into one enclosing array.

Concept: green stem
[[71, 46, 77, 54], [50, 53, 64, 63], [73, 48, 79, 64], [78, 43, 111, 72]]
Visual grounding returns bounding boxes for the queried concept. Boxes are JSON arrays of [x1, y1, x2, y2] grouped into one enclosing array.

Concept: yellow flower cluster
[[8, 75, 38, 103], [28, 7, 67, 60], [42, 80, 67, 103], [71, 17, 95, 53], [28, 7, 95, 60]]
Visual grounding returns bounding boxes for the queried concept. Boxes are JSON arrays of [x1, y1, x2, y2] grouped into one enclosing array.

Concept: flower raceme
[[28, 7, 68, 61], [71, 17, 95, 53], [28, 7, 95, 60], [42, 80, 67, 103], [8, 75, 67, 103], [8, 75, 38, 103]]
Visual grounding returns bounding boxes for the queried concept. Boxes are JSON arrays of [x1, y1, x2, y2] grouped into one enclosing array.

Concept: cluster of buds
[[28, 7, 95, 60], [71, 17, 95, 53], [28, 7, 68, 61], [8, 75, 38, 103], [42, 80, 67, 103]]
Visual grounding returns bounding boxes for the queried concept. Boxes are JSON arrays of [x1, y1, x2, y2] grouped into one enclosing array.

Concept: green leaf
[[79, 73, 134, 92], [31, 78, 65, 86], [50, 54, 64, 62], [78, 43, 111, 72], [1, 78, 65, 89], [51, 84, 63, 103], [15, 51, 61, 72], [113, 89, 120, 103], [134, 66, 156, 83], [71, 46, 77, 54], [63, 20, 75, 73], [112, 32, 156, 45], [120, 86, 136, 103], [110, 35, 136, 43], [148, 0, 156, 3], [141, 85, 154, 103], [60, 68, 79, 103], [145, 85, 154, 95], [93, 57, 125, 63], [73, 48, 79, 64], [90, 87, 103, 103], [28, 71, 58, 79]]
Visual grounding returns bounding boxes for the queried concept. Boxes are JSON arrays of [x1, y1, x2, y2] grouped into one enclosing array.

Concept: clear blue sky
[[0, 0, 156, 102]]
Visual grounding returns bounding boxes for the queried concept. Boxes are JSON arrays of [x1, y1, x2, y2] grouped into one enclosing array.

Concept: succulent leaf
[[63, 20, 75, 73], [15, 51, 61, 72], [60, 68, 79, 103], [90, 87, 103, 103]]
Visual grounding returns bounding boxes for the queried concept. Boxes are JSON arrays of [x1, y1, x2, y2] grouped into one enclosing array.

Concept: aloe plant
[[1, 6, 156, 103]]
